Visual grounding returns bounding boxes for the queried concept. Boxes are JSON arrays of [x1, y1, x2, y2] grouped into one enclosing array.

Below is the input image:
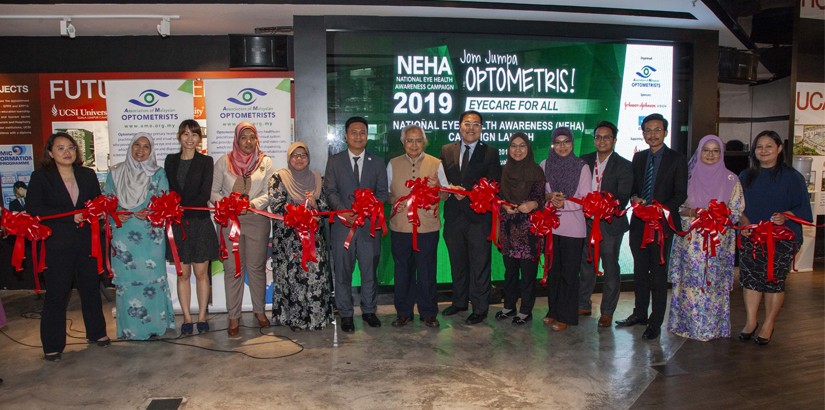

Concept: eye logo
[[11, 146, 25, 155], [227, 88, 267, 106], [128, 89, 170, 107], [636, 65, 657, 79]]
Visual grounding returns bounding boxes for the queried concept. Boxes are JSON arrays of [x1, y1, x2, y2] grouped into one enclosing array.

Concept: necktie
[[461, 144, 470, 173], [353, 156, 360, 186], [19, 198, 24, 208], [642, 153, 654, 202]]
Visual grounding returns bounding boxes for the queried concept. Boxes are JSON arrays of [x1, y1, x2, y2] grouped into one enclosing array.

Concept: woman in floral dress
[[269, 142, 332, 331], [105, 132, 175, 340], [667, 135, 744, 341]]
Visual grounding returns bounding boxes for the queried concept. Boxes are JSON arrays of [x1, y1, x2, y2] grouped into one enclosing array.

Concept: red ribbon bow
[[1, 210, 51, 291], [738, 221, 795, 284], [685, 200, 733, 292], [631, 201, 684, 265], [284, 203, 319, 271], [392, 178, 440, 251], [147, 191, 185, 276], [80, 194, 120, 276], [441, 178, 513, 247], [529, 205, 560, 286], [213, 192, 249, 278], [342, 188, 387, 250], [568, 191, 626, 276]]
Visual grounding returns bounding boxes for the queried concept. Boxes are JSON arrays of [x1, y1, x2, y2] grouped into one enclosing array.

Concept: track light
[[157, 17, 171, 37], [59, 18, 76, 39]]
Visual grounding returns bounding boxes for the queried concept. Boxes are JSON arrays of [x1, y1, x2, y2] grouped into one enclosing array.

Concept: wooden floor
[[633, 264, 825, 409]]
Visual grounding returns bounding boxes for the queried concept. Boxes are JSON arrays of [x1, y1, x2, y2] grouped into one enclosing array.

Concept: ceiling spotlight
[[157, 17, 171, 37], [60, 18, 76, 39]]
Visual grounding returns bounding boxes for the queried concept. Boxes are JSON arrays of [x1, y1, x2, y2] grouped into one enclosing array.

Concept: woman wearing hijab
[[105, 132, 175, 340], [539, 127, 592, 331], [496, 133, 546, 325], [165, 120, 219, 335], [211, 122, 275, 336], [268, 142, 332, 331], [27, 132, 110, 361], [667, 135, 744, 341]]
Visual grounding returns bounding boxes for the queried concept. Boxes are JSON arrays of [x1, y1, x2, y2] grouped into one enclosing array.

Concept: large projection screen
[[327, 32, 676, 285]]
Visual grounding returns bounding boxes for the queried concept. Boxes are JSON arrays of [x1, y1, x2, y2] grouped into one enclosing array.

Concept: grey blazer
[[323, 149, 389, 236]]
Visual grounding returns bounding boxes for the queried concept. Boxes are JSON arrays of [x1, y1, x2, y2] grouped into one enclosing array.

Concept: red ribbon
[[568, 191, 626, 276], [283, 203, 319, 271], [737, 221, 795, 284], [79, 194, 120, 276], [213, 192, 249, 278], [147, 191, 184, 276], [630, 201, 685, 265], [441, 178, 514, 247], [1, 210, 51, 291], [391, 178, 441, 251], [683, 200, 733, 292], [340, 188, 387, 250], [529, 205, 560, 286]]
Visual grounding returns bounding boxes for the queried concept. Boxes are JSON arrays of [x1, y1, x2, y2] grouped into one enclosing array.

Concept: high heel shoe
[[754, 329, 774, 346], [255, 313, 270, 328], [738, 322, 759, 342], [227, 318, 240, 336]]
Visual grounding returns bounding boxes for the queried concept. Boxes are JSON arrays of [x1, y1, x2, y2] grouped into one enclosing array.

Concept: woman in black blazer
[[164, 120, 219, 335], [26, 132, 109, 361]]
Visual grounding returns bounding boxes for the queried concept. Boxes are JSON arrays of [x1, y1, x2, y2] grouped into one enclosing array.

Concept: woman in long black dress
[[268, 142, 333, 331]]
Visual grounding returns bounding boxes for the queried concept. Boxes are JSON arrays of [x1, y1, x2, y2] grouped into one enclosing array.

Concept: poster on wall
[[792, 81, 823, 271], [0, 144, 34, 209], [328, 32, 675, 284], [105, 80, 196, 167], [204, 78, 293, 170]]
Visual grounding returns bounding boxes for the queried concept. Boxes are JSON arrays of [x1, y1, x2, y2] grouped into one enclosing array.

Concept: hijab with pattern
[[277, 142, 322, 204], [500, 133, 545, 204], [543, 127, 585, 197], [227, 122, 266, 177], [110, 132, 160, 209], [687, 134, 738, 208]]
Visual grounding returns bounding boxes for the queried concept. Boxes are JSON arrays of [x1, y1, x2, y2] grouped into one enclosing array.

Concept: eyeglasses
[[643, 128, 664, 135], [54, 145, 77, 153], [510, 143, 528, 149], [404, 138, 425, 145], [554, 139, 572, 146], [701, 149, 721, 155], [461, 122, 482, 128], [290, 153, 308, 159], [593, 135, 614, 141]]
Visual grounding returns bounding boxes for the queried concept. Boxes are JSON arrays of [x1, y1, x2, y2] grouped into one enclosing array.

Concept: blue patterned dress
[[667, 182, 744, 341], [105, 169, 176, 340]]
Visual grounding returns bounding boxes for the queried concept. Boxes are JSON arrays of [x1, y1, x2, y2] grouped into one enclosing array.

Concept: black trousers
[[443, 215, 492, 315], [391, 230, 439, 318], [547, 235, 584, 325], [502, 255, 538, 315], [629, 219, 674, 328], [40, 244, 107, 354]]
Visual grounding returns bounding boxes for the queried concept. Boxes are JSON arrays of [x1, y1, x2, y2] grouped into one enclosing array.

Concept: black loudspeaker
[[229, 34, 291, 70], [718, 48, 758, 84]]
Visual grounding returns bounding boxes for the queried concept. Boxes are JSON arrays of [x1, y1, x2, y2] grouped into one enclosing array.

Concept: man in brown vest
[[387, 125, 448, 328]]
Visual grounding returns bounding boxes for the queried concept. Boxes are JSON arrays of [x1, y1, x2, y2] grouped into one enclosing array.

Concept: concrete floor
[[0, 288, 686, 410]]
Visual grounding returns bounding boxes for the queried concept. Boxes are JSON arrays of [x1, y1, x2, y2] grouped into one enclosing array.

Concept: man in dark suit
[[578, 121, 633, 328], [324, 116, 389, 333], [8, 181, 27, 212], [616, 113, 688, 340], [439, 110, 502, 325]]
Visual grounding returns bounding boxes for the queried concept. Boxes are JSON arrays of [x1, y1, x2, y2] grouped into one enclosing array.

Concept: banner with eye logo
[[105, 79, 195, 167], [204, 78, 293, 171]]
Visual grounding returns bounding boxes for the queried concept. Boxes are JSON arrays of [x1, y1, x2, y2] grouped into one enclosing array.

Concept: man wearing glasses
[[578, 121, 633, 328], [440, 110, 502, 325], [387, 125, 449, 328], [616, 113, 687, 340]]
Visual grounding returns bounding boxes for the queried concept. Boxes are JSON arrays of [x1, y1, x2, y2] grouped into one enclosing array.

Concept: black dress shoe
[[465, 313, 487, 325], [616, 315, 648, 327], [512, 313, 532, 325], [362, 313, 382, 328], [641, 326, 660, 340], [754, 329, 774, 346], [95, 337, 111, 347], [442, 305, 468, 316], [391, 316, 411, 327], [341, 317, 355, 333], [44, 352, 62, 362], [421, 316, 440, 328], [495, 310, 516, 320], [738, 322, 759, 342]]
